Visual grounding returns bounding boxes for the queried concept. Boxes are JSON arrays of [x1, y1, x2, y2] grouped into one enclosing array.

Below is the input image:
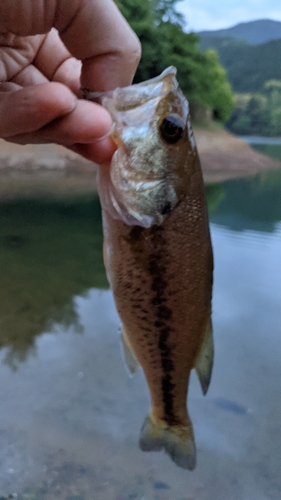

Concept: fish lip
[[128, 66, 177, 89], [81, 66, 180, 117], [79, 67, 177, 103]]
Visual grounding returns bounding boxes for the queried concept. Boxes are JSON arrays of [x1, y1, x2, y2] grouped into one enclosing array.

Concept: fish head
[[99, 66, 197, 228]]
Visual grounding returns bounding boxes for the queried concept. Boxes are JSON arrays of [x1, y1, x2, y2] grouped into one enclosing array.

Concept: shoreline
[[0, 128, 280, 200], [194, 128, 281, 183]]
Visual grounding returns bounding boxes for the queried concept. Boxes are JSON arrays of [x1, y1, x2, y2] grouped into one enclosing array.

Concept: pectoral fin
[[120, 325, 139, 376], [195, 317, 214, 395]]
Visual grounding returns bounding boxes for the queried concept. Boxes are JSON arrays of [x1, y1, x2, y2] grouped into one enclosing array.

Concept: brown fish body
[[102, 155, 213, 468], [94, 68, 214, 470]]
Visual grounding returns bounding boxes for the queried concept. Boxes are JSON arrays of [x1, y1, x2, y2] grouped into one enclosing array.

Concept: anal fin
[[195, 317, 214, 395], [120, 325, 139, 376]]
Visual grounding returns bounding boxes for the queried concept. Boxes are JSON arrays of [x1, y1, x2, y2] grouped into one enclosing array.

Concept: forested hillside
[[199, 37, 281, 93], [116, 0, 234, 122], [198, 19, 281, 45], [198, 20, 281, 135]]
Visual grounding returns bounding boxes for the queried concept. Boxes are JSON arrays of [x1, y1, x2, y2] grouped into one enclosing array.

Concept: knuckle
[[126, 33, 142, 65]]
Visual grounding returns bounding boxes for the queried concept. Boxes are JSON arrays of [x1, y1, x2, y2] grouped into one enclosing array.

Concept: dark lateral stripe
[[148, 227, 178, 426]]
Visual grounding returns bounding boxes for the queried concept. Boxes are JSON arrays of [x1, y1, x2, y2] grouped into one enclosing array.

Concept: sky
[[177, 0, 281, 32]]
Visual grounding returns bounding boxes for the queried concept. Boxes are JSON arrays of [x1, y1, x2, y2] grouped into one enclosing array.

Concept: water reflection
[[0, 195, 107, 369], [204, 183, 225, 213], [0, 170, 280, 364], [210, 169, 281, 232], [252, 143, 281, 162], [0, 171, 280, 498]]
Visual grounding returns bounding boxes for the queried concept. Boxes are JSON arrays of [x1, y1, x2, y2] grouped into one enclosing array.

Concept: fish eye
[[159, 115, 185, 144]]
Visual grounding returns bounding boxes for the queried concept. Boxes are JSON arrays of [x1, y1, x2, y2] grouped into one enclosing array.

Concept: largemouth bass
[[83, 67, 214, 470]]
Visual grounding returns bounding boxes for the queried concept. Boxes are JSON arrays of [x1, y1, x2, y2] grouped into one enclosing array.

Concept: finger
[[53, 57, 81, 95], [11, 64, 49, 87], [55, 0, 141, 91], [7, 133, 116, 165], [0, 0, 141, 90], [33, 29, 82, 94], [0, 82, 22, 92], [0, 82, 77, 137], [5, 99, 115, 164], [70, 138, 117, 164], [27, 100, 112, 144], [0, 1, 55, 35], [6, 99, 112, 144], [0, 33, 45, 81]]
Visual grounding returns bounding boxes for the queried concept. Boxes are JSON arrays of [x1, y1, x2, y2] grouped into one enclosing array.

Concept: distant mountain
[[198, 36, 281, 93], [197, 19, 281, 135], [198, 19, 281, 45]]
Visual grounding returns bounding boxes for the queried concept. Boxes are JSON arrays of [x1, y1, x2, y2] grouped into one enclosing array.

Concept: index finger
[[55, 0, 141, 91]]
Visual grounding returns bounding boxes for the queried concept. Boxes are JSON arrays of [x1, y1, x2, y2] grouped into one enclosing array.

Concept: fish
[[83, 66, 214, 470]]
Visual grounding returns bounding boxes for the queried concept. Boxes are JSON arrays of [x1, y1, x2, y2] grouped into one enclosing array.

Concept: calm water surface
[[0, 169, 280, 499], [242, 137, 281, 162], [240, 136, 281, 146]]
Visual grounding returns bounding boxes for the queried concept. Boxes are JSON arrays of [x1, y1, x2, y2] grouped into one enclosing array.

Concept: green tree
[[198, 49, 234, 121], [269, 107, 281, 135], [116, 0, 234, 122], [150, 0, 185, 26], [156, 24, 234, 121], [264, 79, 281, 111], [115, 0, 161, 82], [247, 95, 269, 133], [227, 93, 269, 135]]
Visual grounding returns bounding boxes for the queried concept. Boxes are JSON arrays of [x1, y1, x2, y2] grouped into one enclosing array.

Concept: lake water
[[240, 136, 281, 146], [0, 165, 280, 499], [241, 136, 281, 162]]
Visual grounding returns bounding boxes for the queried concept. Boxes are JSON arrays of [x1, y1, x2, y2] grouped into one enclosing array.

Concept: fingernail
[[94, 123, 116, 142]]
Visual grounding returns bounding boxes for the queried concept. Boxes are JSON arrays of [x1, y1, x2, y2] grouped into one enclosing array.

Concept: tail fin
[[139, 414, 196, 470]]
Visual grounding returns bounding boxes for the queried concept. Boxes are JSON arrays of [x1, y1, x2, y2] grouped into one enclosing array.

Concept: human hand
[[0, 0, 141, 163]]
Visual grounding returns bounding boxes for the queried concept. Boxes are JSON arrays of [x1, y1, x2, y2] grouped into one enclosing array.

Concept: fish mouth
[[81, 67, 179, 113]]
